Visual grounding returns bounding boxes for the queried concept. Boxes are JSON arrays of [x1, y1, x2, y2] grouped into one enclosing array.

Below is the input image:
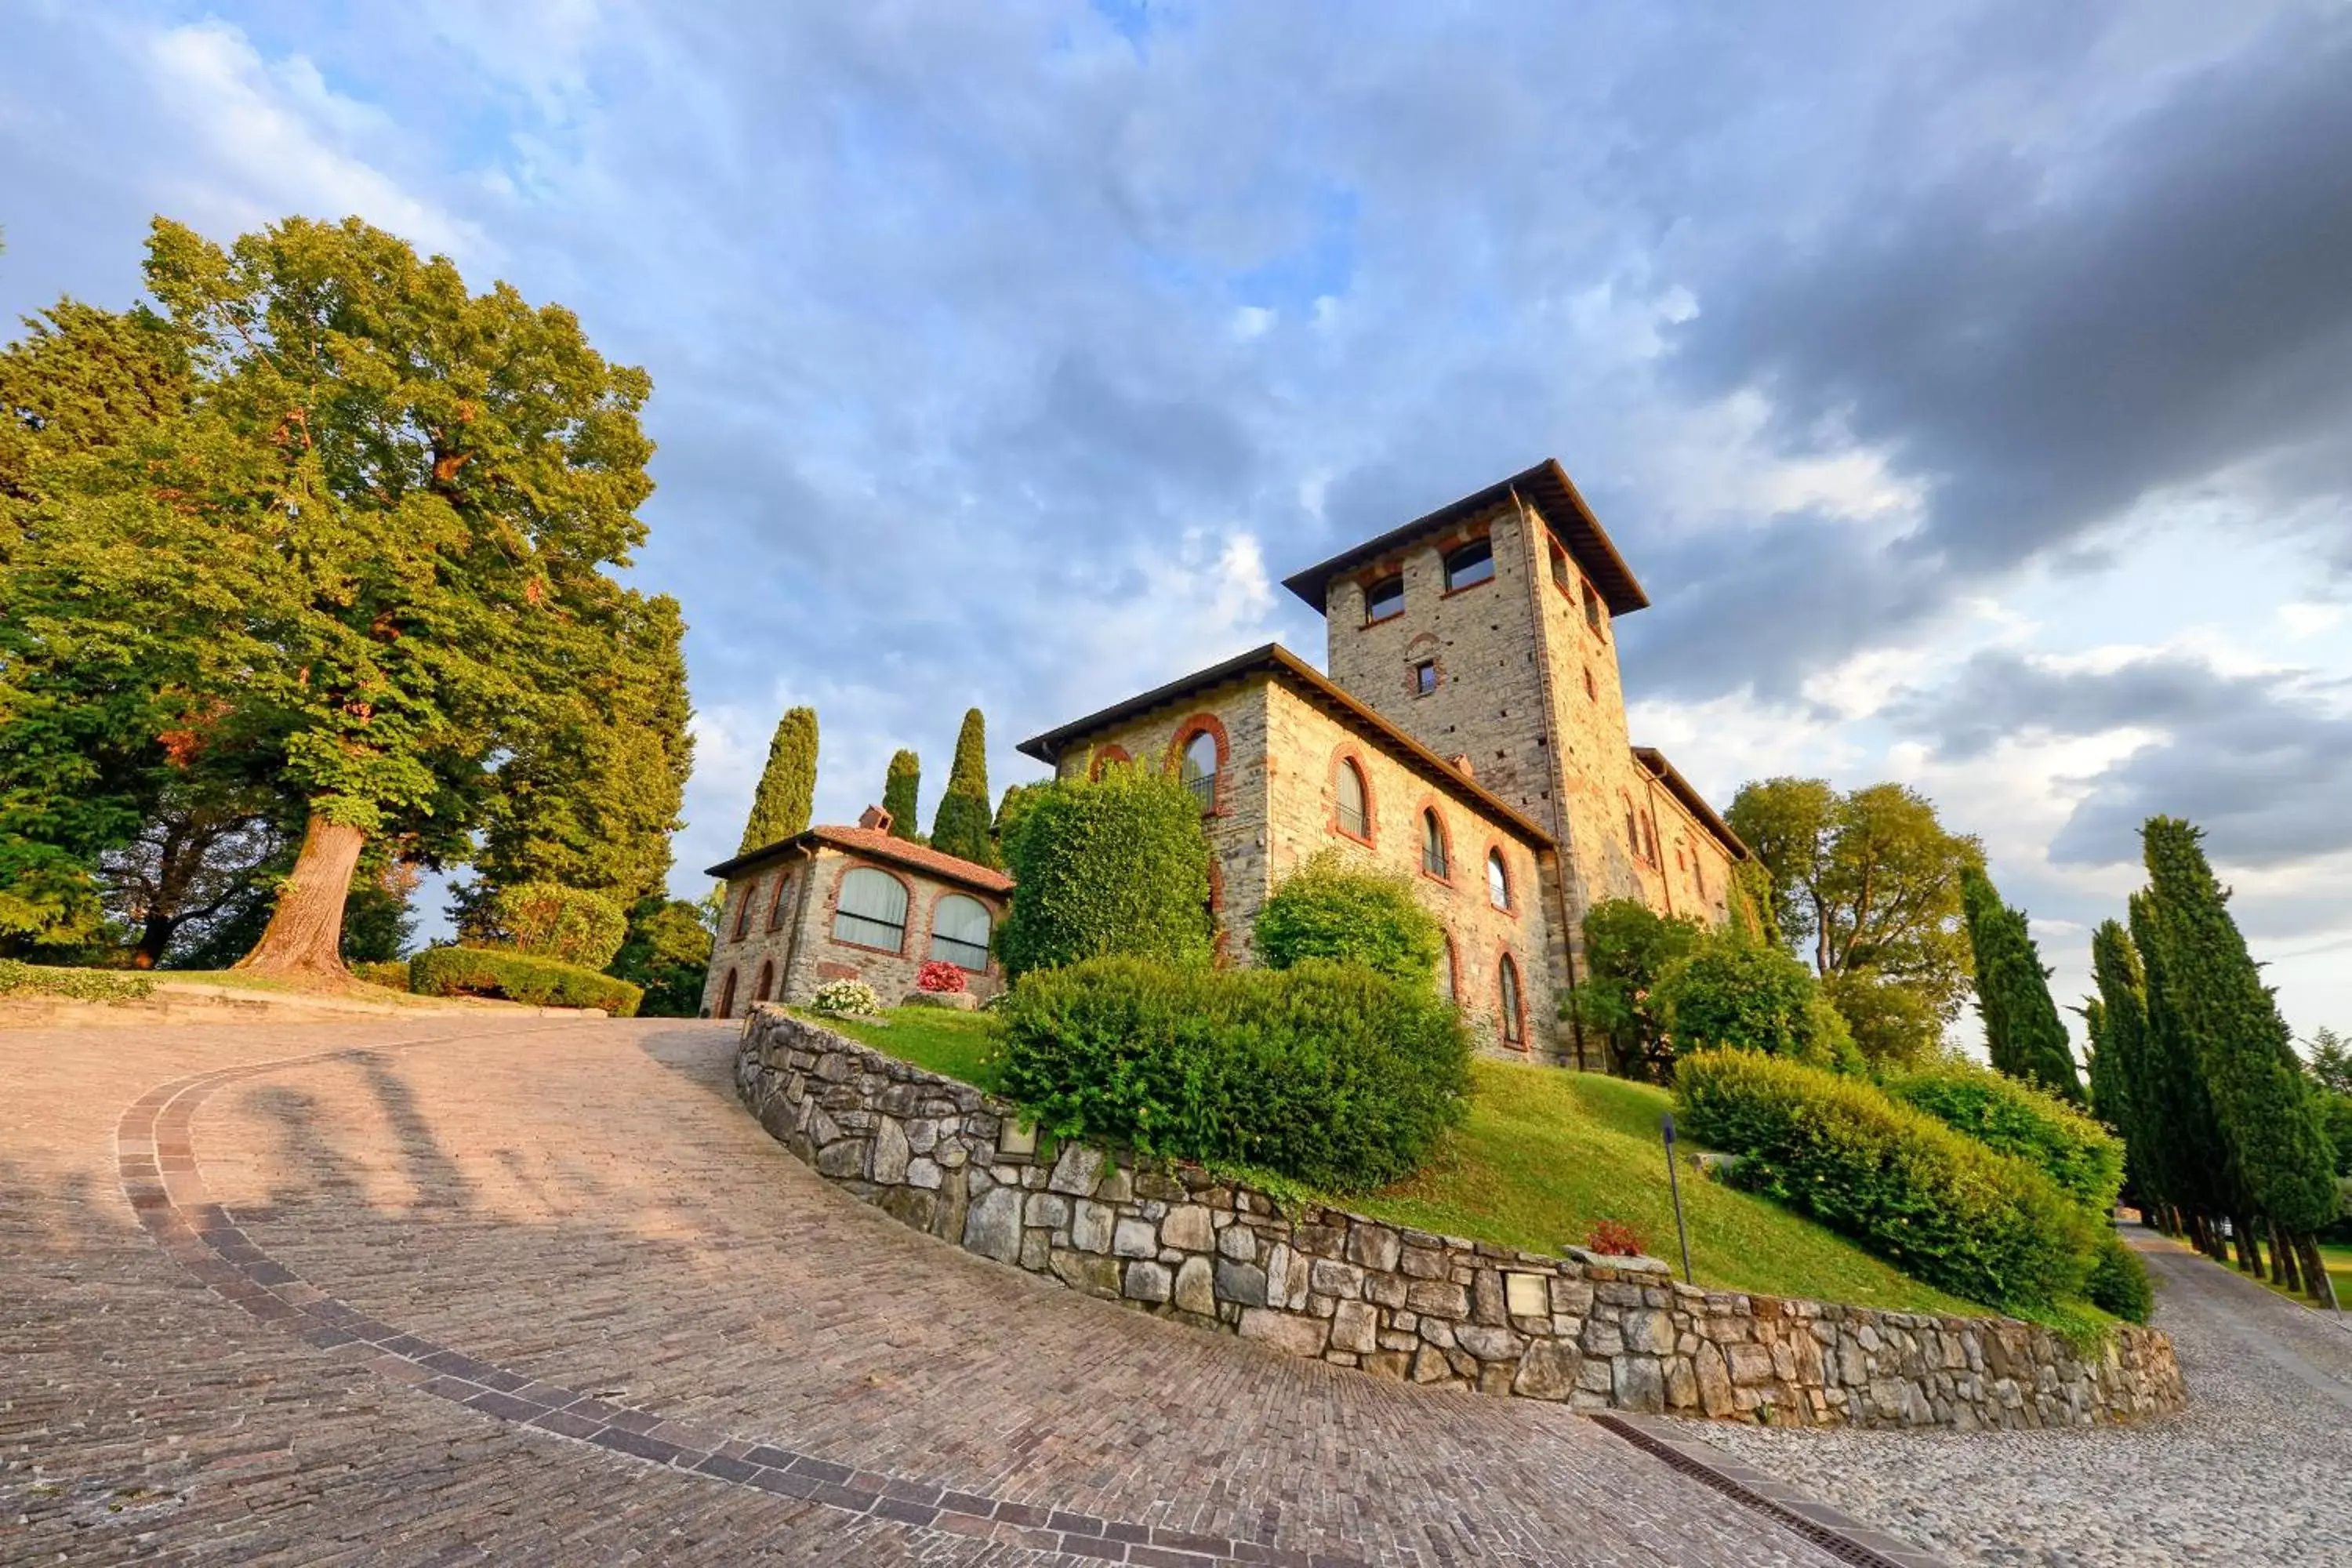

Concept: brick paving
[[5, 1017, 1858, 1565]]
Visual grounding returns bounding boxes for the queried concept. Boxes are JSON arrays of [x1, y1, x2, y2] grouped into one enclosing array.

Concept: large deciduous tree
[[741, 707, 818, 852], [930, 707, 996, 868], [8, 216, 659, 978], [1959, 868, 2085, 1104]]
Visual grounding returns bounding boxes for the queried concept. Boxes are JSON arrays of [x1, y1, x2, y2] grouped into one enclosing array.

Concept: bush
[[916, 960, 967, 993], [811, 978, 884, 1017], [0, 959, 155, 1004], [1657, 938, 1857, 1070], [608, 897, 713, 1018], [408, 946, 642, 1015], [1674, 1050, 2099, 1310], [1887, 1061, 2125, 1214], [350, 959, 411, 992], [1821, 970, 1946, 1071], [1584, 1219, 1646, 1257], [488, 882, 629, 970], [997, 956, 1472, 1192], [995, 769, 1214, 980], [1573, 898, 1704, 1081], [1252, 851, 1444, 989], [2084, 1232, 2154, 1323]]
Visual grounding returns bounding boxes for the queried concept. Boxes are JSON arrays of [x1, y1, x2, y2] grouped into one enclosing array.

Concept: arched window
[[1363, 574, 1404, 622], [1549, 544, 1573, 595], [715, 968, 738, 1019], [1486, 848, 1511, 912], [929, 894, 993, 971], [731, 877, 759, 941], [767, 871, 794, 931], [1643, 813, 1660, 866], [1180, 729, 1218, 810], [1335, 757, 1370, 840], [1089, 745, 1131, 779], [1438, 934, 1458, 1004], [754, 959, 775, 1004], [1624, 799, 1641, 858], [833, 866, 909, 952], [1498, 954, 1525, 1047], [1583, 579, 1604, 636], [1443, 538, 1494, 591], [1421, 808, 1450, 878]]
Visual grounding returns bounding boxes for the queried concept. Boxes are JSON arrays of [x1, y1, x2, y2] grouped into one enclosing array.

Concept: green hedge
[[1675, 1050, 2098, 1310], [350, 959, 412, 992], [1887, 1062, 2125, 1214], [997, 956, 1472, 1191], [995, 768, 1214, 979], [1656, 940, 1858, 1071], [2084, 1232, 2153, 1323], [491, 882, 629, 970], [1251, 851, 1444, 989], [409, 946, 641, 1016], [0, 959, 155, 1004]]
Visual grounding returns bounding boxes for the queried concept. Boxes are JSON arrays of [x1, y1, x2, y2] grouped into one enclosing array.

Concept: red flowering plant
[[1584, 1219, 1646, 1258], [916, 960, 967, 993]]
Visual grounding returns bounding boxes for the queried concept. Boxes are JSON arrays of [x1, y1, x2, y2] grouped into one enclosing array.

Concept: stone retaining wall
[[735, 1011, 2187, 1430]]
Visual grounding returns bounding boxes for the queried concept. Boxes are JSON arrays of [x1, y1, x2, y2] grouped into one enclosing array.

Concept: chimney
[[858, 804, 892, 832], [1449, 753, 1476, 780]]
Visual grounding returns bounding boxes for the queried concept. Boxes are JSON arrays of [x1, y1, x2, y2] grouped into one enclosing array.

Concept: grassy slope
[[809, 1013, 1984, 1316]]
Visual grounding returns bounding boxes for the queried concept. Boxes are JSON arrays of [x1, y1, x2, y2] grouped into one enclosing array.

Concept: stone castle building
[[703, 459, 1746, 1063]]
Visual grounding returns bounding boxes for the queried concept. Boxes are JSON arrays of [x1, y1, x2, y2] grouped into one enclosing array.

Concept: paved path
[[4, 1017, 1866, 1566], [1706, 1228, 2352, 1566]]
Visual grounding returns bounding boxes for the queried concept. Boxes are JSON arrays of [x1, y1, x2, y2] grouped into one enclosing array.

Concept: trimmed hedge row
[[0, 959, 155, 1004], [1675, 1050, 2099, 1311], [408, 946, 642, 1016], [1887, 1062, 2125, 1215], [997, 956, 1472, 1192]]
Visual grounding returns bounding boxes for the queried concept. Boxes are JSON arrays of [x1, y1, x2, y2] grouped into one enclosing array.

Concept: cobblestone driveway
[[5, 1017, 1860, 1566], [1707, 1229, 2352, 1566]]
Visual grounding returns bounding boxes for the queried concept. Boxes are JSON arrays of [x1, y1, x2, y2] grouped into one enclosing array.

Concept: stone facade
[[702, 823, 1011, 1019], [738, 1011, 2188, 1431]]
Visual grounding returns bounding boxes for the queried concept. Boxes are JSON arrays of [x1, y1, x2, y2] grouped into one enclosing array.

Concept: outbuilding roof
[[1632, 746, 1750, 862], [1279, 458, 1650, 618], [706, 824, 1014, 894], [1015, 641, 1555, 847]]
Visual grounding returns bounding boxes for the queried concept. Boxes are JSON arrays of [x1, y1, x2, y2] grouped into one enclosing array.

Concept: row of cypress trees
[[1959, 867, 2087, 1105], [735, 705, 1007, 870], [2085, 818, 2340, 1308]]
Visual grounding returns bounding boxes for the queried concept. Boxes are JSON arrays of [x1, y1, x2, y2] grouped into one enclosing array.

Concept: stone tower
[[1282, 459, 1733, 979]]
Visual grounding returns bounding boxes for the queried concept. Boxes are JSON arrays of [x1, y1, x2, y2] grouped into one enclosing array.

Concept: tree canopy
[[1959, 867, 2085, 1104], [741, 707, 818, 852], [880, 747, 923, 842], [930, 707, 996, 867]]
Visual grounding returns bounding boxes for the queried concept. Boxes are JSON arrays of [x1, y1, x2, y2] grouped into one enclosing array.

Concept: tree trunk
[[2296, 1235, 2339, 1312], [234, 815, 364, 981], [2274, 1224, 2303, 1294], [131, 909, 177, 970], [2233, 1216, 2262, 1276]]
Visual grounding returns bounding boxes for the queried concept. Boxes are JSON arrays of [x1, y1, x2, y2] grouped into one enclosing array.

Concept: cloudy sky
[[5, 1, 2347, 1043]]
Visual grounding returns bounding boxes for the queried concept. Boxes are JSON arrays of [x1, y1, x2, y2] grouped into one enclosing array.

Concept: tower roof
[[1279, 458, 1650, 617]]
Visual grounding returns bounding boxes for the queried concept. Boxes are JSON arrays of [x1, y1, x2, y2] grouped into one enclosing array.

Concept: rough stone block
[[1173, 1255, 1217, 1316], [1239, 1308, 1330, 1357], [1400, 1246, 1448, 1279], [1454, 1324, 1526, 1363], [1472, 1269, 1507, 1325], [1161, 1204, 1214, 1252], [1726, 1342, 1774, 1386], [1406, 1279, 1470, 1319], [1348, 1223, 1402, 1272], [1363, 1349, 1413, 1381], [1112, 1217, 1158, 1258], [1123, 1261, 1173, 1304], [1613, 1355, 1666, 1413], [997, 1120, 1036, 1158], [1214, 1259, 1269, 1308], [878, 1185, 938, 1232], [1512, 1340, 1581, 1401], [1309, 1258, 1363, 1299], [814, 1138, 868, 1179], [906, 1156, 944, 1190], [1623, 1308, 1675, 1355], [1071, 1200, 1115, 1254], [1364, 1272, 1409, 1309], [1330, 1301, 1380, 1354], [1025, 1192, 1071, 1229], [1218, 1225, 1258, 1261], [1049, 1247, 1123, 1298], [963, 1185, 1022, 1263]]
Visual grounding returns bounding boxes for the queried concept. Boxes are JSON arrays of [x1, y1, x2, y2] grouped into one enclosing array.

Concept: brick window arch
[[1642, 811, 1660, 866], [927, 891, 994, 972], [1330, 746, 1374, 844], [1622, 795, 1642, 860], [1497, 951, 1527, 1051], [1438, 931, 1460, 1004], [1417, 798, 1453, 881], [1088, 744, 1131, 780], [1485, 844, 1515, 914], [715, 968, 738, 1020], [766, 869, 794, 931], [1166, 713, 1229, 815], [830, 862, 913, 956], [731, 876, 760, 941], [754, 958, 775, 1004]]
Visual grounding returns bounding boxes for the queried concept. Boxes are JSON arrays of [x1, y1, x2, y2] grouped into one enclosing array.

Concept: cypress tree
[[739, 707, 818, 852], [1960, 868, 2085, 1104], [930, 708, 997, 868], [2089, 920, 2158, 1221], [2128, 892, 2235, 1255], [2141, 817, 2340, 1305], [881, 750, 924, 842]]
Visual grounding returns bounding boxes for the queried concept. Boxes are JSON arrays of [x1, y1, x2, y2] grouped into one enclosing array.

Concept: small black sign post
[[1661, 1111, 1694, 1285]]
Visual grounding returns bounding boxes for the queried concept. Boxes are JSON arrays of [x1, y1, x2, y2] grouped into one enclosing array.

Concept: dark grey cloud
[[1895, 649, 2352, 868]]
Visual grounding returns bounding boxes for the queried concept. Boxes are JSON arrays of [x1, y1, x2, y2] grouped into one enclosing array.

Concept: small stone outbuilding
[[701, 807, 1011, 1018]]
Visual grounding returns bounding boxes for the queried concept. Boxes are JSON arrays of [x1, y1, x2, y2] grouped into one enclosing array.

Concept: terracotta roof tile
[[706, 823, 1013, 893]]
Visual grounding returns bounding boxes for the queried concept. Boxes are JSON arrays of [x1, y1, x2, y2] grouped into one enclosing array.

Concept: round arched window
[[1498, 954, 1524, 1047], [715, 969, 738, 1020], [833, 866, 910, 951], [929, 894, 993, 971], [1180, 729, 1218, 810], [1335, 758, 1370, 840], [1421, 809, 1449, 878], [1486, 848, 1511, 911], [754, 959, 775, 1003]]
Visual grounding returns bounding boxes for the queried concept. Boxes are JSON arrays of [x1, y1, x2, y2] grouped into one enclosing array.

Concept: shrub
[[1252, 851, 1444, 989], [1657, 938, 1857, 1070], [2084, 1232, 2154, 1323], [1573, 898, 1704, 1081], [488, 882, 629, 970], [1887, 1061, 2125, 1214], [997, 956, 1472, 1192], [1674, 1050, 2099, 1310], [408, 946, 642, 1015], [1584, 1219, 1646, 1257], [350, 959, 411, 992], [811, 978, 884, 1017], [916, 960, 967, 993], [994, 769, 1213, 980], [1821, 969, 1946, 1071], [0, 959, 155, 1004], [608, 897, 713, 1018]]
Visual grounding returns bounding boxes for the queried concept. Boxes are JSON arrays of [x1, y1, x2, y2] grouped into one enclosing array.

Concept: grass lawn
[[798, 1004, 1009, 1093], [2241, 1238, 2352, 1311], [1349, 1058, 1991, 1316]]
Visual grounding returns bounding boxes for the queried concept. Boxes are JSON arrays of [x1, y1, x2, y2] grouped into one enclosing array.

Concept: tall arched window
[[1421, 808, 1450, 878], [1643, 813, 1660, 866], [1583, 579, 1604, 636], [1624, 799, 1642, 858], [767, 870, 794, 931], [1443, 538, 1494, 591], [754, 959, 775, 1004], [1486, 848, 1511, 911], [929, 894, 993, 971], [1335, 757, 1370, 840], [1498, 954, 1525, 1047], [1363, 574, 1404, 622], [833, 866, 910, 952], [731, 877, 759, 941], [715, 968, 738, 1019], [1180, 729, 1218, 810], [1438, 935, 1458, 1004]]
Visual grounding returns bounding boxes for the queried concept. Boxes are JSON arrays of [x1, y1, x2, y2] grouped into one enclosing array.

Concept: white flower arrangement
[[811, 977, 885, 1018]]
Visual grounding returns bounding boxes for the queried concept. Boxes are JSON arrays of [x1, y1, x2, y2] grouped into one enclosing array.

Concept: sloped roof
[[1280, 458, 1650, 617], [1632, 746, 1749, 861], [706, 824, 1014, 894], [1016, 641, 1555, 847]]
